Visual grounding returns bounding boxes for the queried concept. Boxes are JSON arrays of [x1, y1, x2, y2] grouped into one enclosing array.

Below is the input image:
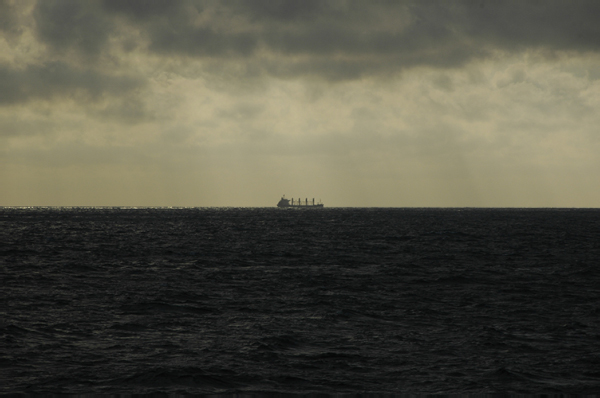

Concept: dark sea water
[[2, 207, 600, 395]]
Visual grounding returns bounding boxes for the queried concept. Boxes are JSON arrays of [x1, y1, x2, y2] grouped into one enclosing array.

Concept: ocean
[[2, 207, 600, 395]]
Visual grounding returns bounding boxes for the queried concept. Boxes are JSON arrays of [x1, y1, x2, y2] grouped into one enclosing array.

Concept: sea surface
[[2, 207, 600, 395]]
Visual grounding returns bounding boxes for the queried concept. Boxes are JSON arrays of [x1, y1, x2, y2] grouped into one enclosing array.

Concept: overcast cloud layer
[[1, 0, 600, 206]]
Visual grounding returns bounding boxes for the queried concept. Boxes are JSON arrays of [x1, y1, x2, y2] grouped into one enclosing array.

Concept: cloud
[[0, 0, 591, 84], [0, 61, 145, 105], [105, 1, 260, 57], [0, 0, 23, 39], [101, 0, 187, 20], [460, 0, 600, 53], [33, 0, 114, 57]]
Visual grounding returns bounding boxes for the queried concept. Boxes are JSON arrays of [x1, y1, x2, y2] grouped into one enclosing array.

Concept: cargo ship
[[277, 195, 323, 208]]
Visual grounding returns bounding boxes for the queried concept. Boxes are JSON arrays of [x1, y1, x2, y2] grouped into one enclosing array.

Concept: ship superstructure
[[277, 195, 323, 208]]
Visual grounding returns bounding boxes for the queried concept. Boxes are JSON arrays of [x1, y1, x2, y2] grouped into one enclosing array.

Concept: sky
[[1, 0, 600, 207]]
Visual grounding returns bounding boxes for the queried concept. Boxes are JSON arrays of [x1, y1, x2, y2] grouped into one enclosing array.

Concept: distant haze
[[1, 0, 599, 207]]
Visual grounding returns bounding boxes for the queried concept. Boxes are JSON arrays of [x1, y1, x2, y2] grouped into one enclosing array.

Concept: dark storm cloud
[[148, 25, 258, 57], [33, 0, 114, 56], [101, 0, 188, 20], [460, 1, 600, 52], [235, 0, 325, 21], [261, 44, 483, 81], [101, 0, 259, 56], [249, 1, 600, 57], [0, 62, 144, 105], [23, 0, 600, 80], [0, 0, 22, 39]]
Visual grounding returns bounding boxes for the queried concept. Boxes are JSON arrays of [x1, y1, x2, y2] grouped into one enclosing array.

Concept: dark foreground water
[[2, 207, 600, 395]]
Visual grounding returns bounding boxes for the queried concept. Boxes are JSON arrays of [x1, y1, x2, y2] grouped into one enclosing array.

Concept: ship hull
[[277, 197, 324, 208], [277, 204, 324, 208]]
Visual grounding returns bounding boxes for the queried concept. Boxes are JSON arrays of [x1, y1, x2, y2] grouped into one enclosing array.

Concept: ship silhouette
[[277, 195, 324, 208]]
